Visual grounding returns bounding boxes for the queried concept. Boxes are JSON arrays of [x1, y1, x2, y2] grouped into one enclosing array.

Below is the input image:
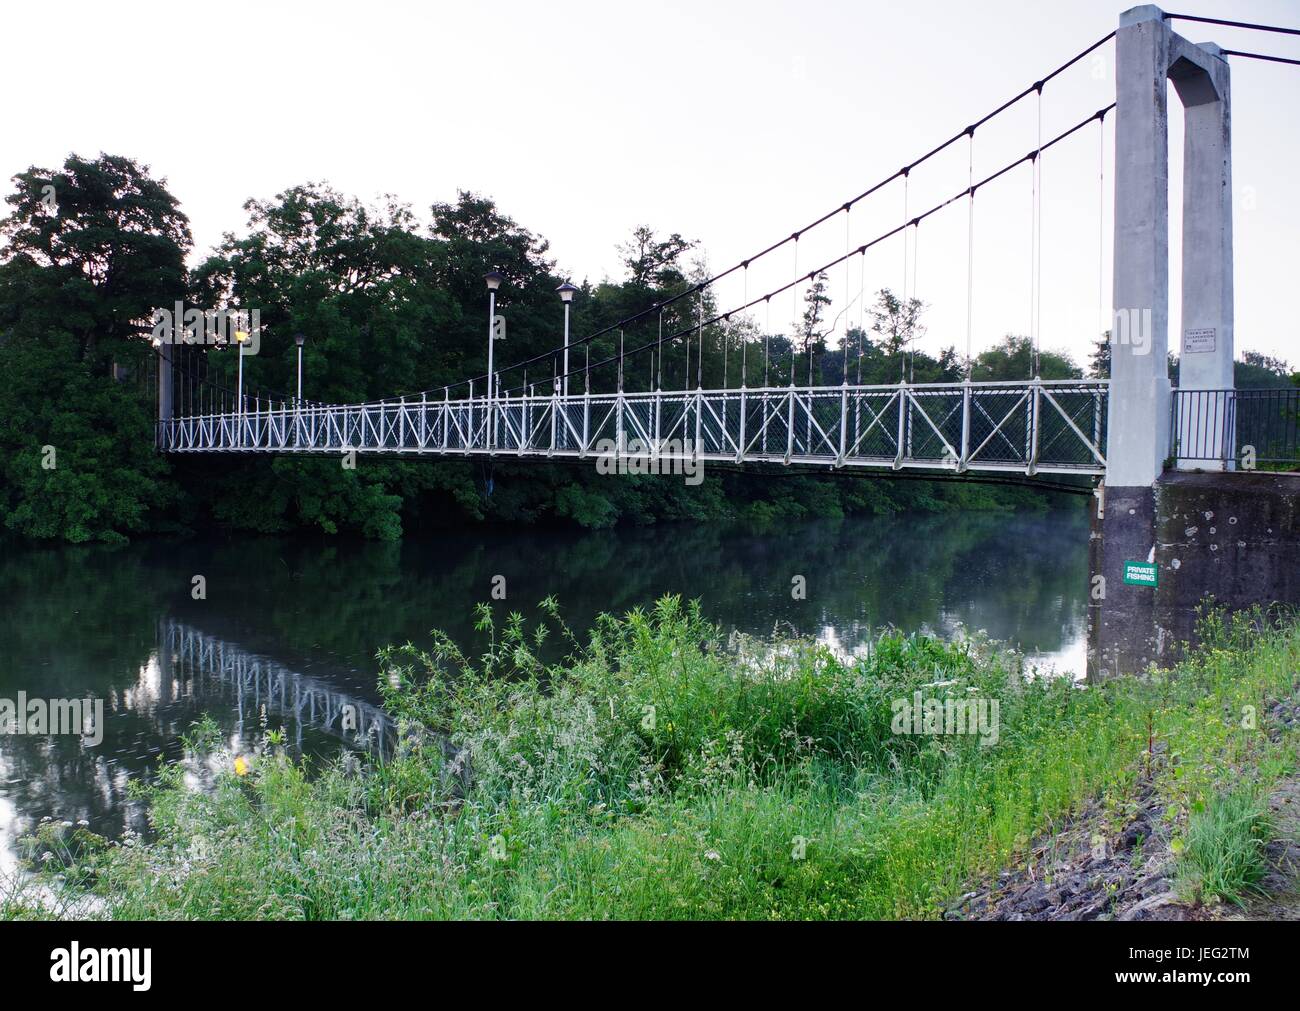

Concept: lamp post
[[234, 328, 250, 413], [484, 271, 503, 447], [294, 331, 306, 403], [556, 282, 578, 397]]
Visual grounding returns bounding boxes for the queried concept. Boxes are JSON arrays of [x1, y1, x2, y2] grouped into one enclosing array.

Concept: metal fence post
[[960, 380, 971, 472], [837, 384, 847, 465], [1027, 377, 1041, 475], [893, 381, 907, 470], [738, 387, 747, 463]]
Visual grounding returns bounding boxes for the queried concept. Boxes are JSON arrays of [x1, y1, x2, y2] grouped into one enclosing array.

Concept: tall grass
[[7, 599, 1298, 920], [1175, 786, 1272, 906]]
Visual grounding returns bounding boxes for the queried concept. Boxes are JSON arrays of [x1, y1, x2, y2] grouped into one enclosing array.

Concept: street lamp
[[294, 331, 306, 403], [484, 271, 504, 447], [234, 328, 250, 413], [556, 282, 578, 397]]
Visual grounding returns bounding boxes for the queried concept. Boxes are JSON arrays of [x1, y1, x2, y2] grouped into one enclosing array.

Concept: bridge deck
[[158, 380, 1109, 478]]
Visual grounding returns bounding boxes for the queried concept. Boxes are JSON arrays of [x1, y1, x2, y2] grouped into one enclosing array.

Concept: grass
[[1175, 785, 1273, 907], [3, 598, 1298, 920]]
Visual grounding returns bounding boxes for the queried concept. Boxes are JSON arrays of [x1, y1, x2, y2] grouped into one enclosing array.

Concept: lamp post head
[[234, 330, 250, 345], [556, 282, 579, 305], [294, 331, 306, 348], [484, 270, 504, 292]]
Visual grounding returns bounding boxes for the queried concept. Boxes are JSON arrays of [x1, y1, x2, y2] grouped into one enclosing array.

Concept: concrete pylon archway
[[1107, 4, 1233, 488], [1090, 5, 1239, 680]]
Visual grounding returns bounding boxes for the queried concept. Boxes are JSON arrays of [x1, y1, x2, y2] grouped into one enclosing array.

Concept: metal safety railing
[[1171, 387, 1300, 468], [158, 379, 1109, 477]]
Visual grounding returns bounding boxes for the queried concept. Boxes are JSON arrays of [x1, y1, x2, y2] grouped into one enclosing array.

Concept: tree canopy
[[0, 153, 1158, 544]]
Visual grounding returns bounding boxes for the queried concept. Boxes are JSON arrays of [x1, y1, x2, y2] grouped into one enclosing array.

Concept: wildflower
[[234, 755, 250, 777], [704, 850, 721, 861]]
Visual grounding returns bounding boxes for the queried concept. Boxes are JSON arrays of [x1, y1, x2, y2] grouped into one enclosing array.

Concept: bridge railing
[[1171, 388, 1300, 469], [157, 379, 1109, 477]]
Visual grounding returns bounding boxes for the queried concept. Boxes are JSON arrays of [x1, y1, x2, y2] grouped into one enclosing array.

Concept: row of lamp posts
[[234, 328, 307, 415], [232, 273, 575, 426], [483, 271, 578, 438]]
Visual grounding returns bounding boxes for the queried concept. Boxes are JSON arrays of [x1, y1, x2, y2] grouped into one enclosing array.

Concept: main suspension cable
[[403, 30, 1118, 401], [494, 104, 1114, 398], [1221, 49, 1300, 66], [1163, 13, 1300, 36]]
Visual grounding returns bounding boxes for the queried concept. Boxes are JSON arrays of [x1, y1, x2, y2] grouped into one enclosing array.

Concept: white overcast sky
[[3, 0, 1298, 370]]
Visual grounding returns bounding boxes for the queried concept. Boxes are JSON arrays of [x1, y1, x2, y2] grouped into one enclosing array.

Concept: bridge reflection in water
[[159, 619, 395, 760]]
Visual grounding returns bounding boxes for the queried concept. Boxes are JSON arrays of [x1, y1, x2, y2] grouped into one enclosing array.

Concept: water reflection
[[0, 625, 382, 874], [0, 508, 1090, 866], [161, 620, 395, 757]]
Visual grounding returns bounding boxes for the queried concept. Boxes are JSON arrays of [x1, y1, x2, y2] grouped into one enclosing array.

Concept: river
[[0, 508, 1089, 869]]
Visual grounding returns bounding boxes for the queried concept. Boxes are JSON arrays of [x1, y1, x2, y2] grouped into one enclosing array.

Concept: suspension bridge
[[148, 7, 1300, 677], [152, 9, 1299, 486]]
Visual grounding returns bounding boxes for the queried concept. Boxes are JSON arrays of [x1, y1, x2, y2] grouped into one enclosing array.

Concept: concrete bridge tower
[[1089, 5, 1299, 678]]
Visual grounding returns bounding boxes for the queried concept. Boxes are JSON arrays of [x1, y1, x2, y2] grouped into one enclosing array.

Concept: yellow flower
[[234, 755, 250, 777]]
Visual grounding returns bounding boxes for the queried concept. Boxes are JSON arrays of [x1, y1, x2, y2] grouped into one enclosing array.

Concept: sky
[[3, 0, 1298, 371]]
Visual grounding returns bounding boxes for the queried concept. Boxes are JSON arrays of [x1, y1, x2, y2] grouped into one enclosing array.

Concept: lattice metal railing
[[158, 379, 1109, 476]]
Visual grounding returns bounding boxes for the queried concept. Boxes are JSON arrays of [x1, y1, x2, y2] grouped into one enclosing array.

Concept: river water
[[0, 508, 1089, 869]]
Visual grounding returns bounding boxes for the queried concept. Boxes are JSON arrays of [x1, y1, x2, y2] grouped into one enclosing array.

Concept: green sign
[[1123, 560, 1158, 587]]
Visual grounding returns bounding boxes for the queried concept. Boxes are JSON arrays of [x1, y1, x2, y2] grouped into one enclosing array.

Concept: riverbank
[[4, 600, 1297, 920]]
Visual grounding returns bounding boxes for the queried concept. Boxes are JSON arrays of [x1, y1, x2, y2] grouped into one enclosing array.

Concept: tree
[[193, 182, 443, 405], [834, 291, 958, 386], [796, 272, 832, 384], [0, 332, 178, 544], [181, 186, 516, 540], [0, 153, 191, 374], [1089, 332, 1111, 379], [429, 191, 566, 391], [0, 154, 188, 543], [618, 226, 696, 290], [868, 288, 926, 379], [1234, 351, 1294, 390], [580, 226, 708, 394], [970, 335, 1082, 381]]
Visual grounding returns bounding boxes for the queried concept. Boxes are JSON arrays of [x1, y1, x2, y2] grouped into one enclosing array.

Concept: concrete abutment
[[1088, 472, 1300, 680]]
